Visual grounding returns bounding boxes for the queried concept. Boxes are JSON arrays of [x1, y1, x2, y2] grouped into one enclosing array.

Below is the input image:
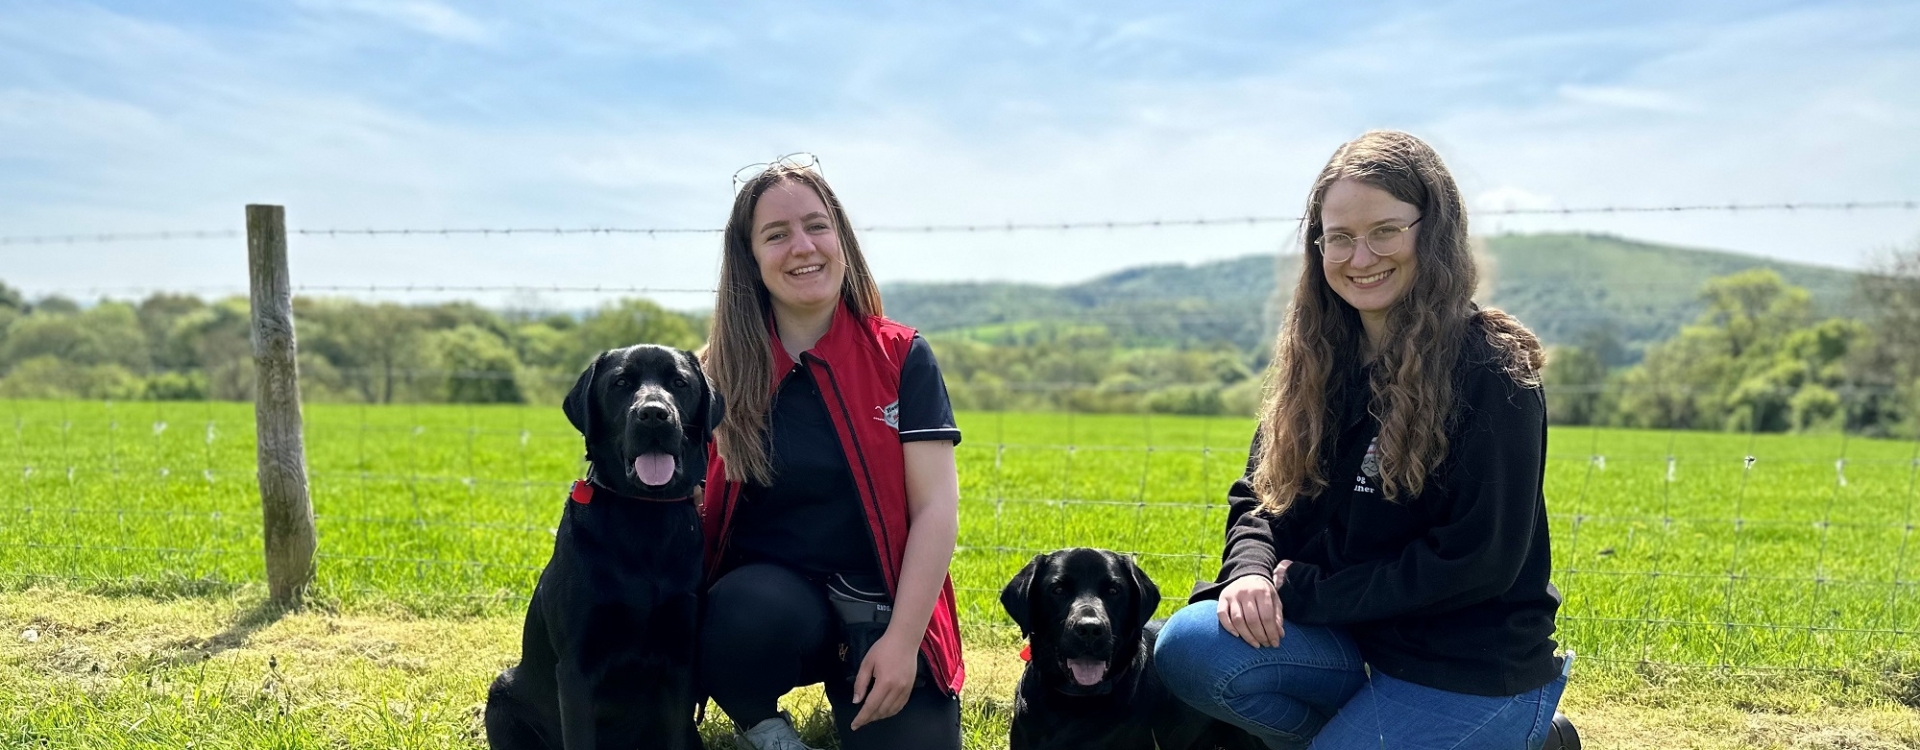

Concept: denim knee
[[1153, 601, 1233, 709]]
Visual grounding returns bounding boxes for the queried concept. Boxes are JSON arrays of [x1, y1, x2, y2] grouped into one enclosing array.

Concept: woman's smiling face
[[1319, 178, 1422, 322], [751, 178, 846, 315]]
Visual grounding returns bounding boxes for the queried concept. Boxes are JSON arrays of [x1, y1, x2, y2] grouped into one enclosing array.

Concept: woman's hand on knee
[[1217, 573, 1284, 648], [849, 630, 919, 730]]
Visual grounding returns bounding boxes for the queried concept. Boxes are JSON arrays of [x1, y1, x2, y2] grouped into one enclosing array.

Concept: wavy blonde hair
[[705, 167, 883, 484], [1252, 130, 1543, 514]]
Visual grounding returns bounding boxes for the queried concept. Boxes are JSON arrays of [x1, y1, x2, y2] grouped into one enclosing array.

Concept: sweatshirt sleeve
[[1190, 431, 1311, 602], [1277, 366, 1547, 624]]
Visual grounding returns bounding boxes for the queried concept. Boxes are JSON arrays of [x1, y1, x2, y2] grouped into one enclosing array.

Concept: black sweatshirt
[[1190, 330, 1562, 697]]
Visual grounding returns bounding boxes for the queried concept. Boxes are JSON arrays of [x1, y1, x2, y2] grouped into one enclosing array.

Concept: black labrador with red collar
[[486, 345, 721, 750], [1003, 548, 1258, 750]]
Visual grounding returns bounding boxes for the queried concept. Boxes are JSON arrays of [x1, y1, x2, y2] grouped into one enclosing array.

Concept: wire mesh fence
[[2, 199, 1918, 689], [3, 376, 1917, 679]]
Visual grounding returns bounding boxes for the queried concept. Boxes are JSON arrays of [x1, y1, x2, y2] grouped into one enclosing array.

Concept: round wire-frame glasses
[[1315, 217, 1423, 262], [732, 153, 821, 193]]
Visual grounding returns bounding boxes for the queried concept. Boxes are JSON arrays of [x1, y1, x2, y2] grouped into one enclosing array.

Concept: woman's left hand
[[849, 629, 920, 730]]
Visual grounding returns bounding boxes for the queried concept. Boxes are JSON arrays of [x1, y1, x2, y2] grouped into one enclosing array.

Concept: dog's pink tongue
[[1067, 659, 1106, 687], [633, 453, 677, 486]]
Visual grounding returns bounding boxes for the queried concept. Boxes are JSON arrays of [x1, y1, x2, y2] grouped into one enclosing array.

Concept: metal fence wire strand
[[1716, 414, 1765, 671], [1883, 433, 1920, 661], [1801, 427, 1851, 670], [1637, 425, 1684, 666], [4, 199, 1917, 246]]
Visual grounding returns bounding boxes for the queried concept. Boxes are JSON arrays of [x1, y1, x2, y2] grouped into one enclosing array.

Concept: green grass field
[[2, 399, 1918, 748]]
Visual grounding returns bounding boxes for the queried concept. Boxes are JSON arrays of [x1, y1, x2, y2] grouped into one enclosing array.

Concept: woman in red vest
[[697, 156, 966, 750]]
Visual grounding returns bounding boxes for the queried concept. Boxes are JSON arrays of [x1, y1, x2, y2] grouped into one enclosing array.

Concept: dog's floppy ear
[[684, 350, 725, 436], [1119, 552, 1161, 630], [1001, 553, 1049, 636], [563, 352, 605, 444]]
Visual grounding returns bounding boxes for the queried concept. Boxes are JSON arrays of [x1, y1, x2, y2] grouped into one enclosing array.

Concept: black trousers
[[698, 562, 961, 750]]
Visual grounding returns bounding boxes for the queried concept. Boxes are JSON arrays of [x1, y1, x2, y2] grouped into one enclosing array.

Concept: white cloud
[[294, 0, 492, 43], [0, 0, 1917, 307], [1557, 84, 1696, 113]]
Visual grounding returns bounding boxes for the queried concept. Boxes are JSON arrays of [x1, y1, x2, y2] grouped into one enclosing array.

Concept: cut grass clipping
[[2, 400, 1918, 747]]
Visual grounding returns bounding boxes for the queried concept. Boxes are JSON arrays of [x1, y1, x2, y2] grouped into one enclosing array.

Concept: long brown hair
[[706, 166, 884, 484], [1252, 130, 1544, 514]]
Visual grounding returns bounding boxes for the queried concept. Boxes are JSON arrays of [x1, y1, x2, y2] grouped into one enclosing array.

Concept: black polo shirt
[[726, 335, 962, 577]]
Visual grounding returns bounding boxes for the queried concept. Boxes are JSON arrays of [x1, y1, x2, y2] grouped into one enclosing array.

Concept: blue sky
[[2, 0, 1917, 309]]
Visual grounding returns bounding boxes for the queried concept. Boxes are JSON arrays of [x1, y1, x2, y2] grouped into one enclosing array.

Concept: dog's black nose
[[637, 402, 671, 422], [1070, 616, 1106, 641]]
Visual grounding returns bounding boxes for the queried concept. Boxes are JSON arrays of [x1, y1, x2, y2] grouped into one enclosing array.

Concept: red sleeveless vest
[[702, 302, 967, 696]]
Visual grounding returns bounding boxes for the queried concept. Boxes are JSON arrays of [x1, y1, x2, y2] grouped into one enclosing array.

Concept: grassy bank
[[2, 400, 1917, 745], [2, 589, 1915, 749]]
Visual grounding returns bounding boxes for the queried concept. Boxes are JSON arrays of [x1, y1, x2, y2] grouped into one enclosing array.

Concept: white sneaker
[[737, 710, 820, 750]]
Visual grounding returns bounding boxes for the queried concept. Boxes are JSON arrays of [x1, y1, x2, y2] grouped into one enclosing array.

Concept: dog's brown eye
[[673, 378, 688, 388], [1050, 584, 1067, 595], [614, 377, 631, 388]]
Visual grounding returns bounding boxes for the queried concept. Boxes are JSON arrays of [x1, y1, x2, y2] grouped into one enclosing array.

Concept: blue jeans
[[1154, 602, 1569, 750]]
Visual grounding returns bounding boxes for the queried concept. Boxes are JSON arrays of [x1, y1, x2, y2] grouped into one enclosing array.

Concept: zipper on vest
[[815, 352, 952, 690], [803, 352, 894, 591]]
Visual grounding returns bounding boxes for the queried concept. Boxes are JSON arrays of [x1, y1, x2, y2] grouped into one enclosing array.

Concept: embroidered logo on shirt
[[1354, 436, 1380, 494], [875, 400, 900, 430]]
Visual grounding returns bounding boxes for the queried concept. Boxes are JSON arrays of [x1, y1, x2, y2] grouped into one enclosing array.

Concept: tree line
[[0, 288, 702, 409], [1544, 258, 1920, 437], [3, 242, 1917, 434], [0, 282, 1262, 417]]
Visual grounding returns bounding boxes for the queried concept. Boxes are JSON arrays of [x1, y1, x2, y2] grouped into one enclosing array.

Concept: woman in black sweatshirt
[[1152, 130, 1570, 750]]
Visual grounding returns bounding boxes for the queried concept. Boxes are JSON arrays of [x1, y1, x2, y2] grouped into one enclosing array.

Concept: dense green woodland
[[2, 232, 1915, 434]]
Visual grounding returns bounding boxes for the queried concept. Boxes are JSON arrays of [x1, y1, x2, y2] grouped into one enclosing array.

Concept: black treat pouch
[[825, 573, 913, 685], [829, 575, 940, 694], [821, 571, 925, 690]]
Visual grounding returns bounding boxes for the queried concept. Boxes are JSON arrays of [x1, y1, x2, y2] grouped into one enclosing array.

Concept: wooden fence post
[[246, 204, 317, 608]]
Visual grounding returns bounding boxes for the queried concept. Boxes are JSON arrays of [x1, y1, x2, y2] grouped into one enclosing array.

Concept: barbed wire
[[4, 199, 1916, 246], [0, 229, 240, 246], [21, 274, 1888, 298], [294, 227, 719, 238], [9, 283, 720, 297], [295, 284, 717, 295]]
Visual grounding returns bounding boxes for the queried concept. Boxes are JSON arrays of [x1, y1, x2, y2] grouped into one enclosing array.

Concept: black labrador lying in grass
[[485, 344, 721, 750], [1003, 548, 1258, 750]]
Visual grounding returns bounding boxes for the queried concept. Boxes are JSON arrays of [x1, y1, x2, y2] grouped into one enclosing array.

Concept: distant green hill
[[1476, 234, 1858, 359], [881, 232, 1861, 359], [884, 254, 1273, 350]]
